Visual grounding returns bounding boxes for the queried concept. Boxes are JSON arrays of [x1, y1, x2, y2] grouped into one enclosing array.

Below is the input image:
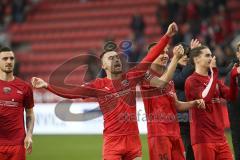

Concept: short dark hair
[[100, 41, 117, 60], [147, 42, 157, 51], [100, 50, 108, 60], [0, 47, 12, 53], [189, 45, 208, 65]]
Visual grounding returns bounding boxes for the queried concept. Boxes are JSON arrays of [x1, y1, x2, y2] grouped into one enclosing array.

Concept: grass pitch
[[27, 132, 233, 160]]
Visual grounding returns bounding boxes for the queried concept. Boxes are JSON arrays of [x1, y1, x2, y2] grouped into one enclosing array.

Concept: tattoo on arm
[[25, 111, 35, 136]]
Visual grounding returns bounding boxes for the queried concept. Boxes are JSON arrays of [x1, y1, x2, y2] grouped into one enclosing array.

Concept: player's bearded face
[[103, 51, 123, 74], [154, 53, 169, 67], [153, 45, 169, 66], [0, 52, 15, 74], [111, 60, 122, 74]]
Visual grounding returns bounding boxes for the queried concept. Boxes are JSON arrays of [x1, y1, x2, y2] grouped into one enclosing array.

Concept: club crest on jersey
[[121, 80, 129, 87], [3, 87, 11, 94]]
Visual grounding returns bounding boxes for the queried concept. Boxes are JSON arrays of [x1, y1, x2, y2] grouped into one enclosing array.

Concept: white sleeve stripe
[[202, 73, 214, 98]]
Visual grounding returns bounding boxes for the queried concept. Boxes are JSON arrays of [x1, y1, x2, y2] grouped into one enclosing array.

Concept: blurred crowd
[[0, 0, 40, 35], [0, 0, 38, 47], [0, 0, 40, 77], [0, 0, 29, 27], [129, 0, 237, 78], [0, 0, 238, 102]]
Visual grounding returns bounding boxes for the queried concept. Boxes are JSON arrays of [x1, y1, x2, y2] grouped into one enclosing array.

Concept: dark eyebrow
[[205, 53, 211, 56], [2, 56, 14, 59]]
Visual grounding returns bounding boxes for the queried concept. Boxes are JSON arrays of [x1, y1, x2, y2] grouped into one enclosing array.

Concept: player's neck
[[0, 71, 14, 81], [106, 72, 122, 80], [151, 64, 166, 75], [195, 66, 208, 76]]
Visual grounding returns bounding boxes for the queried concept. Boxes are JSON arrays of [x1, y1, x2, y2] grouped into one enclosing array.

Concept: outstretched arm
[[31, 77, 105, 99], [174, 93, 205, 111], [132, 22, 178, 73]]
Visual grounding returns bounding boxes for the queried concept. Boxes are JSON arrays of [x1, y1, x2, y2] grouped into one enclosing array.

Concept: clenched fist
[[166, 22, 178, 37], [31, 77, 48, 88]]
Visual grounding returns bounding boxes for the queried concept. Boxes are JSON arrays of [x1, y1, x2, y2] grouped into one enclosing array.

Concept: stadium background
[[0, 0, 239, 159]]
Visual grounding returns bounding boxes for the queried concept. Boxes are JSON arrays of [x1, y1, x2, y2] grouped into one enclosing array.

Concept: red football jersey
[[185, 68, 238, 145], [47, 35, 170, 136], [140, 69, 180, 137], [49, 70, 150, 136], [87, 71, 144, 136], [0, 77, 34, 145]]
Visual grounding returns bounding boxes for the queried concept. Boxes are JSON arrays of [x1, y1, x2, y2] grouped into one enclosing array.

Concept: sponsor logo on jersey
[[0, 100, 19, 107], [104, 87, 110, 90], [17, 90, 23, 95]]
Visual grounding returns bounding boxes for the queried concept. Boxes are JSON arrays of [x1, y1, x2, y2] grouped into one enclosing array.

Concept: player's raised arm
[[149, 45, 184, 88], [172, 39, 200, 89], [141, 22, 178, 63], [132, 22, 178, 74], [31, 77, 105, 99]]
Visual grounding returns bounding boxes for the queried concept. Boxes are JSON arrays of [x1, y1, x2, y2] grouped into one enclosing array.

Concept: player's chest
[[102, 79, 135, 93], [0, 85, 24, 106], [99, 79, 136, 102], [202, 80, 221, 97]]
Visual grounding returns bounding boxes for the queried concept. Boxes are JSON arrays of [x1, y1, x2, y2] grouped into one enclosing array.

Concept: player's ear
[[100, 56, 106, 70], [102, 63, 107, 70], [193, 57, 199, 64]]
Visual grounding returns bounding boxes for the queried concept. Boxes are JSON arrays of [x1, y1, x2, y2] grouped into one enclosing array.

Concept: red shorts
[[0, 145, 25, 160], [192, 141, 233, 160], [103, 134, 142, 160], [148, 136, 185, 160]]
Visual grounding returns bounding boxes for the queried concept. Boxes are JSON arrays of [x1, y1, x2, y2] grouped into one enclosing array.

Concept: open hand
[[190, 39, 201, 49]]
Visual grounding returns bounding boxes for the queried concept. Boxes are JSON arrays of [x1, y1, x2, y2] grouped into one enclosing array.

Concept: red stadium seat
[[8, 0, 175, 83]]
